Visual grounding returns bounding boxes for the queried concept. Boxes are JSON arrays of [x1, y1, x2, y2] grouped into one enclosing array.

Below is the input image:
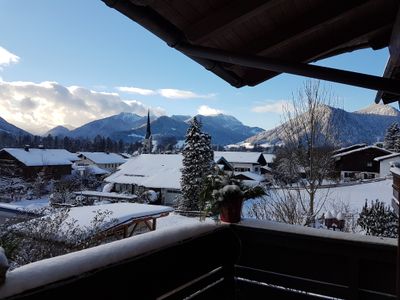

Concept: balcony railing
[[0, 219, 397, 300]]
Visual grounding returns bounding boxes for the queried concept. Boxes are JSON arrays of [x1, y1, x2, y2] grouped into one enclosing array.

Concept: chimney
[[24, 145, 30, 152]]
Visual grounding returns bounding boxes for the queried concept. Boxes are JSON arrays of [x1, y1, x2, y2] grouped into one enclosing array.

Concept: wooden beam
[[185, 0, 279, 44], [178, 43, 400, 95], [375, 5, 400, 104]]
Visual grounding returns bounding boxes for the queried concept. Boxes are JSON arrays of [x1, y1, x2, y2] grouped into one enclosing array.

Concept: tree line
[[0, 132, 142, 153]]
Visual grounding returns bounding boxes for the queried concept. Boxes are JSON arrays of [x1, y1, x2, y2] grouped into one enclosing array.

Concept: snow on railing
[[0, 220, 219, 298]]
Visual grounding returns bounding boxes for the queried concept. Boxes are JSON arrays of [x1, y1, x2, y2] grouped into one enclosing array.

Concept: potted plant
[[200, 173, 265, 223]]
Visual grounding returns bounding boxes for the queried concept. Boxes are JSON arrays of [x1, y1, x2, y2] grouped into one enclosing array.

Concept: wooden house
[[0, 147, 78, 179], [333, 146, 392, 180]]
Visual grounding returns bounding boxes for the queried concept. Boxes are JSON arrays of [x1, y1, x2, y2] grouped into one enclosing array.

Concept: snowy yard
[[244, 179, 394, 218]]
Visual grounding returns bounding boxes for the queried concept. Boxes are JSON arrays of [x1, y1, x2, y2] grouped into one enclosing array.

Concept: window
[[367, 162, 373, 167]]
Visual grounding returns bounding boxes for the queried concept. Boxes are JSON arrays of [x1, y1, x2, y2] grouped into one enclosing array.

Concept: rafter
[[238, 0, 366, 55], [257, 0, 396, 57], [185, 0, 279, 44]]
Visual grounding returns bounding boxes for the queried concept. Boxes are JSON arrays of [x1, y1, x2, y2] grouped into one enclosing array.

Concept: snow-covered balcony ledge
[[236, 218, 398, 247], [0, 220, 222, 299]]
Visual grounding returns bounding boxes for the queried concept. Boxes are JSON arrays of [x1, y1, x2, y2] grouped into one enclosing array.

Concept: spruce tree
[[357, 200, 398, 238], [179, 117, 214, 211], [384, 122, 400, 151]]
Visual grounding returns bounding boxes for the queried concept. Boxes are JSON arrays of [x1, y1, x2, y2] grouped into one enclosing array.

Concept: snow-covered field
[[244, 179, 394, 217]]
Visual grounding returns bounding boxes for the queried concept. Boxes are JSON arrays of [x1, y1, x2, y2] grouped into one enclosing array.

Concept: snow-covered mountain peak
[[116, 112, 142, 122], [355, 103, 400, 117]]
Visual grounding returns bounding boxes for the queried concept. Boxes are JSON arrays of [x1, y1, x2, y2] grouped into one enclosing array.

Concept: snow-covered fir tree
[[384, 122, 400, 151], [357, 200, 398, 238], [179, 117, 214, 211]]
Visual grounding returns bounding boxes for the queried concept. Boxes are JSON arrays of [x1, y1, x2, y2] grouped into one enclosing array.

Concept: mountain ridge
[[244, 103, 400, 147]]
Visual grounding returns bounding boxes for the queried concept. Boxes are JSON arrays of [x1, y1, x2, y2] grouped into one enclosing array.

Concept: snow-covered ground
[[0, 198, 49, 212], [244, 179, 394, 217]]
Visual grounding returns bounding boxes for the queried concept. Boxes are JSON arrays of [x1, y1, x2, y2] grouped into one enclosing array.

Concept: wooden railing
[[1, 221, 397, 300]]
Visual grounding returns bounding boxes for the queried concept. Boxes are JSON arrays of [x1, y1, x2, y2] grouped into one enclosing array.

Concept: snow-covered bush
[[357, 200, 398, 238], [0, 207, 117, 269], [200, 173, 265, 219]]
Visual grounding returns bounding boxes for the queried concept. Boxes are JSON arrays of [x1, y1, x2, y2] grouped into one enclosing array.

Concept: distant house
[[214, 151, 269, 174], [233, 171, 268, 185], [76, 152, 126, 172], [333, 145, 392, 180], [0, 147, 78, 179], [374, 153, 400, 177], [105, 154, 183, 205]]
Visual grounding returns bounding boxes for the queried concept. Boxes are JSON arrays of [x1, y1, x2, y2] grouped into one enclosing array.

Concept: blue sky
[[0, 0, 391, 134]]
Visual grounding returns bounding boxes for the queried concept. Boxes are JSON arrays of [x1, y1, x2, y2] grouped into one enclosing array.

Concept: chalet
[[0, 147, 78, 179], [374, 152, 400, 177], [76, 152, 126, 172], [333, 146, 392, 180], [214, 151, 269, 174], [105, 154, 234, 205], [104, 154, 183, 205]]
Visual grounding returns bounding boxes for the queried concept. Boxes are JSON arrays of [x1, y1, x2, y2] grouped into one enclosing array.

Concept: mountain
[[0, 116, 31, 136], [45, 125, 71, 137], [69, 112, 146, 139], [113, 113, 264, 145], [171, 115, 191, 122], [195, 114, 264, 145], [244, 103, 400, 147]]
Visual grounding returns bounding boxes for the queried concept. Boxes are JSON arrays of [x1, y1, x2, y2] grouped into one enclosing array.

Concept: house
[[333, 146, 392, 180], [105, 154, 236, 205], [105, 154, 183, 205], [0, 147, 78, 179], [214, 151, 268, 174], [76, 152, 126, 172], [374, 152, 400, 177]]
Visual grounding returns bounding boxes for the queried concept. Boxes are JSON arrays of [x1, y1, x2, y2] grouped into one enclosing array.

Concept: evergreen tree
[[357, 200, 398, 238], [179, 117, 214, 211], [384, 122, 400, 151]]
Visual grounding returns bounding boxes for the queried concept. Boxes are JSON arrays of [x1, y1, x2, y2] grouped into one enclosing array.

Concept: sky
[[0, 0, 392, 134]]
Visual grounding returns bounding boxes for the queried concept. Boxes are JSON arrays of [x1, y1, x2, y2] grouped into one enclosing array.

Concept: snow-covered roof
[[214, 151, 263, 164], [72, 163, 110, 175], [105, 154, 183, 189], [78, 152, 126, 164], [64, 203, 173, 230], [73, 191, 137, 200], [373, 152, 400, 162], [233, 171, 265, 182], [390, 167, 400, 176], [332, 146, 391, 158], [333, 143, 367, 154], [1, 148, 78, 167], [262, 153, 275, 163]]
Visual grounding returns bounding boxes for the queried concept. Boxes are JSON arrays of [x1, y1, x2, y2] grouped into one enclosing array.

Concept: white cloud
[[197, 105, 223, 116], [0, 46, 20, 67], [159, 88, 210, 99], [0, 79, 165, 134], [117, 85, 214, 99], [117, 86, 156, 96], [251, 100, 293, 114]]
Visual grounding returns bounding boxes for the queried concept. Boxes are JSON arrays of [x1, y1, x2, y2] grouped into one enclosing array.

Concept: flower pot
[[219, 196, 243, 223]]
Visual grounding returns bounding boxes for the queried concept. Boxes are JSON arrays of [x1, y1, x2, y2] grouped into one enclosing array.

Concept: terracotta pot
[[219, 196, 243, 223]]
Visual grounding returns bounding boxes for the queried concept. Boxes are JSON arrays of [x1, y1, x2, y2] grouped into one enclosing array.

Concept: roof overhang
[[103, 0, 400, 99]]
